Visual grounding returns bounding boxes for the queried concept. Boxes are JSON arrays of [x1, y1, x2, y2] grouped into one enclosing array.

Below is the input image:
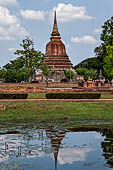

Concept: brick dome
[[45, 37, 67, 57]]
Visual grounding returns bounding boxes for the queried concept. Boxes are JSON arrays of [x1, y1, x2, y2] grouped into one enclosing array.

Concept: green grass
[[28, 93, 46, 99], [101, 92, 113, 99], [0, 92, 113, 126], [0, 101, 113, 124]]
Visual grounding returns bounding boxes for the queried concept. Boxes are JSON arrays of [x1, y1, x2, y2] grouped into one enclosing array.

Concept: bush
[[0, 93, 28, 99], [46, 93, 101, 99]]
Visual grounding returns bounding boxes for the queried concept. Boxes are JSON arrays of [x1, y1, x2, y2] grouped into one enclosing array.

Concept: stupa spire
[[54, 151, 58, 170], [51, 11, 60, 37]]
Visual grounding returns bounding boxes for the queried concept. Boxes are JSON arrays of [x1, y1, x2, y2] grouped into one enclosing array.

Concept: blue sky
[[0, 0, 113, 67]]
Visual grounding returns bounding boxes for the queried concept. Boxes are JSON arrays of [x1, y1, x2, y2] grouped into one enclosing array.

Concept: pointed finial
[[54, 151, 58, 170], [51, 11, 60, 37]]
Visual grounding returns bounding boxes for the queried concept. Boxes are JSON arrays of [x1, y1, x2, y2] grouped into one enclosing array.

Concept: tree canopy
[[104, 35, 113, 80], [74, 57, 102, 73], [0, 37, 44, 83], [75, 16, 113, 81], [76, 68, 98, 80], [94, 16, 113, 77], [64, 70, 75, 81]]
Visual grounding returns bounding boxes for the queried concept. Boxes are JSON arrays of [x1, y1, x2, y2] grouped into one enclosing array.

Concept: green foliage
[[76, 68, 98, 80], [94, 43, 107, 73], [15, 36, 43, 73], [1, 60, 33, 83], [94, 16, 113, 78], [40, 63, 56, 87], [46, 93, 101, 99], [75, 57, 103, 74], [0, 93, 28, 99], [104, 44, 113, 80], [105, 35, 113, 46], [0, 37, 44, 83], [101, 16, 113, 43], [0, 69, 6, 81], [75, 16, 113, 80], [64, 70, 75, 81], [40, 63, 50, 77]]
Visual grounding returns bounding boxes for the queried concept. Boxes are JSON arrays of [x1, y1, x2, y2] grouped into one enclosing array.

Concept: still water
[[0, 123, 113, 170]]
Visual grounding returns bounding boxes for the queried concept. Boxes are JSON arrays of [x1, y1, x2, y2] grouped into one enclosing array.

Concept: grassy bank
[[0, 100, 113, 125]]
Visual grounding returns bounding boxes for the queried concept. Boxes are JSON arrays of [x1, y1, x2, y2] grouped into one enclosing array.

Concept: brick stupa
[[44, 11, 73, 70], [36, 11, 75, 82]]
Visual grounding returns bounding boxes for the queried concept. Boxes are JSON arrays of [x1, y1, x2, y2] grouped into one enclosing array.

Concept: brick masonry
[[0, 82, 113, 93]]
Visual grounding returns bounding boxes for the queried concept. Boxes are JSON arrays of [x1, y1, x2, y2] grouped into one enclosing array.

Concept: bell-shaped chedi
[[44, 11, 73, 70]]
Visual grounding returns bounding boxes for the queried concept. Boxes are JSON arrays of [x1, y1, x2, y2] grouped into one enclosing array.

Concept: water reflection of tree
[[101, 129, 113, 167]]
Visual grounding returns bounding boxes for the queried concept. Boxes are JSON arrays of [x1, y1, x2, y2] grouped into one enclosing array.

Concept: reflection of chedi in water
[[46, 127, 66, 170], [1, 125, 110, 170]]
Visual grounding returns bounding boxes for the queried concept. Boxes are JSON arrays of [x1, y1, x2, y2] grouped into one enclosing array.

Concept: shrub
[[46, 93, 101, 99], [0, 93, 28, 99]]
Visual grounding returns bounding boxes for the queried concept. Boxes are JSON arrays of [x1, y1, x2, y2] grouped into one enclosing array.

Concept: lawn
[[0, 100, 113, 125], [0, 92, 113, 125]]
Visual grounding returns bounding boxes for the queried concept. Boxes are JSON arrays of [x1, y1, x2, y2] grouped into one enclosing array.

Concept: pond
[[0, 123, 113, 170]]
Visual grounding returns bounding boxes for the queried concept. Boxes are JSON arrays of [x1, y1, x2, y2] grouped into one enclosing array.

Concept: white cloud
[[71, 35, 98, 45], [0, 6, 18, 25], [50, 3, 93, 23], [20, 9, 46, 20], [58, 147, 92, 165], [0, 6, 28, 40], [0, 0, 17, 6]]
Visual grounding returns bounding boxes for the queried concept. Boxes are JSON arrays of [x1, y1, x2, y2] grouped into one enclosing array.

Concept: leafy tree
[[64, 70, 75, 81], [41, 63, 49, 83], [104, 35, 113, 80], [94, 43, 107, 74], [94, 16, 113, 76], [101, 16, 113, 43], [105, 35, 113, 46], [64, 70, 75, 87], [0, 69, 6, 82], [76, 68, 98, 80], [0, 37, 44, 83], [40, 63, 56, 87], [74, 57, 102, 74], [14, 36, 44, 81]]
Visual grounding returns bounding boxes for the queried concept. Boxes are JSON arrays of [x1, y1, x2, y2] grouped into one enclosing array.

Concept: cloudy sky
[[0, 0, 113, 67]]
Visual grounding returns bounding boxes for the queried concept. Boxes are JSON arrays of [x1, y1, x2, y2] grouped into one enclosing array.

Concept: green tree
[[94, 16, 113, 76], [0, 69, 6, 82], [14, 36, 44, 81], [40, 63, 56, 87], [104, 35, 113, 80], [41, 63, 49, 85], [74, 57, 102, 74], [101, 16, 113, 43], [64, 70, 75, 87], [0, 37, 44, 83], [76, 68, 98, 80]]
